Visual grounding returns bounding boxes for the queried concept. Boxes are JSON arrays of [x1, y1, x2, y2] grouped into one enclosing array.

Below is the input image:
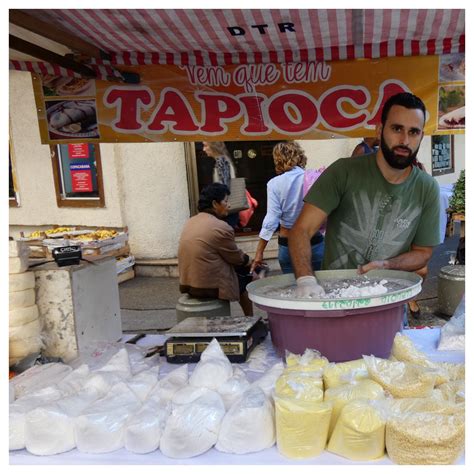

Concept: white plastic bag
[[215, 386, 275, 454], [160, 390, 226, 458], [152, 365, 189, 401], [189, 338, 233, 390], [171, 385, 212, 406], [250, 362, 285, 396], [24, 389, 100, 455], [127, 367, 159, 401], [9, 386, 64, 451], [74, 382, 141, 453], [217, 366, 250, 410], [124, 396, 171, 454], [9, 362, 72, 399], [438, 295, 465, 350]]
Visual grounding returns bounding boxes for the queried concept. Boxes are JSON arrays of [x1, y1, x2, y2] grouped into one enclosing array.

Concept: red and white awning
[[9, 9, 465, 77]]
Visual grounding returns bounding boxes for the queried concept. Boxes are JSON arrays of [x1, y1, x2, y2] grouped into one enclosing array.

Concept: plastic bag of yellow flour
[[285, 348, 329, 372], [274, 395, 332, 459], [327, 399, 386, 461], [275, 371, 324, 401], [324, 379, 385, 436], [323, 359, 368, 390]]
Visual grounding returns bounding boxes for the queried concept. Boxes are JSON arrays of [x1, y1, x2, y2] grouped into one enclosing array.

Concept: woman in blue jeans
[[250, 141, 325, 275]]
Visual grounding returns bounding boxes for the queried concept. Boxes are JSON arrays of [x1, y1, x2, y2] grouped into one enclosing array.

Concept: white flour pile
[[325, 280, 389, 299], [264, 279, 390, 299]]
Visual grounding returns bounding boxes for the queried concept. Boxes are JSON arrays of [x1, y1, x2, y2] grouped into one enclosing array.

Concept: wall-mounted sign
[[68, 143, 90, 159], [32, 54, 464, 144], [70, 163, 93, 192], [431, 135, 454, 176]]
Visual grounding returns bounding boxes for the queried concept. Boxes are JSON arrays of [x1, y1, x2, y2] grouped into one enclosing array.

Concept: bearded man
[[289, 92, 441, 299]]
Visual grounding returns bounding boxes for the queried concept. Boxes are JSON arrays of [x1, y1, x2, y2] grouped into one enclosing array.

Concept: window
[[51, 143, 105, 207], [431, 135, 455, 176], [9, 142, 20, 207]]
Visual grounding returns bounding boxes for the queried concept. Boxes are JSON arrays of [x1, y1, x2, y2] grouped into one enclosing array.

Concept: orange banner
[[33, 54, 465, 144]]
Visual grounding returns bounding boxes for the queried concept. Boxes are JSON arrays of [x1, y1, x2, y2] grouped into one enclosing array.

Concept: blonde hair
[[273, 141, 307, 174], [204, 141, 230, 158]]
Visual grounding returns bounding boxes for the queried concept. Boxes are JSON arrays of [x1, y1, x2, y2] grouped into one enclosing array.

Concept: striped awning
[[9, 9, 465, 78]]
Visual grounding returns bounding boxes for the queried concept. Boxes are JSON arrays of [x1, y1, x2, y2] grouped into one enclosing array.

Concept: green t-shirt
[[304, 154, 441, 270]]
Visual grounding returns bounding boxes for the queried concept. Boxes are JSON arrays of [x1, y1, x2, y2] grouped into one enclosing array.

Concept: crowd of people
[[177, 92, 441, 319]]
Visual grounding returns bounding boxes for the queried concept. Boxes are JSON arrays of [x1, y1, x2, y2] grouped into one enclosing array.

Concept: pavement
[[119, 224, 462, 333]]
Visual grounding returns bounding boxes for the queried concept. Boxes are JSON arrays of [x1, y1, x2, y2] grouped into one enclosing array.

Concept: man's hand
[[295, 276, 326, 298], [250, 253, 263, 274], [357, 260, 386, 275]]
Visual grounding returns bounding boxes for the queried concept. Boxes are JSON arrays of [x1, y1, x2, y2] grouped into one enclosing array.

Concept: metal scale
[[164, 316, 268, 363]]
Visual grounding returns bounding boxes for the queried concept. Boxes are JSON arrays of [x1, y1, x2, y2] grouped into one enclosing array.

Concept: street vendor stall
[[8, 9, 466, 467]]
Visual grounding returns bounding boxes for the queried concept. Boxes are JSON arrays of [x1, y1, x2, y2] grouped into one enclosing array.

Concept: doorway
[[193, 141, 280, 234]]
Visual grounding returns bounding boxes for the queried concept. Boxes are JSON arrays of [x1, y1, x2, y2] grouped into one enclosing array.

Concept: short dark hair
[[198, 183, 230, 211], [381, 92, 426, 126]]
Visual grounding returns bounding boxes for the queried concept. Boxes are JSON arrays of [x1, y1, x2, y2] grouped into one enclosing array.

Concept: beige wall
[[114, 142, 190, 259]]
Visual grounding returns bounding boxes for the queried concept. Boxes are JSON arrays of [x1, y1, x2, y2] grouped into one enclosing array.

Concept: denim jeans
[[278, 241, 325, 274]]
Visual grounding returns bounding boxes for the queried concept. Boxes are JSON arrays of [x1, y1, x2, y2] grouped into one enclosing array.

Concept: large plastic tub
[[247, 270, 422, 362]]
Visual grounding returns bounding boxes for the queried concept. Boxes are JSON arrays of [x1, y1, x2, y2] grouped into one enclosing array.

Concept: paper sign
[[70, 163, 93, 192], [68, 143, 90, 159]]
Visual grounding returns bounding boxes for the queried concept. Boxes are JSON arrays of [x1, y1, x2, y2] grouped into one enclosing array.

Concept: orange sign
[[32, 54, 464, 144]]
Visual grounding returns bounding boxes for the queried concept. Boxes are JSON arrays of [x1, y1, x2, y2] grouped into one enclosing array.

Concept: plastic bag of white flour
[[152, 365, 189, 401], [9, 362, 72, 399], [92, 347, 132, 378], [127, 367, 159, 401], [124, 396, 171, 454], [189, 338, 233, 390], [171, 385, 213, 406], [56, 364, 91, 395], [217, 366, 250, 410], [250, 362, 285, 396], [24, 389, 100, 455], [215, 386, 275, 454], [74, 382, 141, 453], [9, 386, 64, 450], [438, 295, 465, 351], [160, 389, 226, 458]]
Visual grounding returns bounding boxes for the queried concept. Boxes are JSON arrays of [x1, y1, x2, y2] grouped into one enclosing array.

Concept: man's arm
[[358, 244, 433, 274], [289, 203, 328, 278]]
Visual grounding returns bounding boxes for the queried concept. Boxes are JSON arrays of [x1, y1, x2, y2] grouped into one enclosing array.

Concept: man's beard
[[380, 133, 419, 170]]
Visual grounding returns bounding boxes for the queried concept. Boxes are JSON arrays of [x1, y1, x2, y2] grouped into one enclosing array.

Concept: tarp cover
[[9, 9, 465, 77]]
